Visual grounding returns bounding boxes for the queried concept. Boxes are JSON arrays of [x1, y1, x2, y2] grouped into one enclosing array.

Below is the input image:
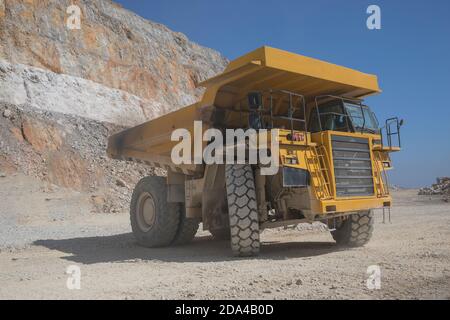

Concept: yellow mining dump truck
[[107, 47, 402, 256]]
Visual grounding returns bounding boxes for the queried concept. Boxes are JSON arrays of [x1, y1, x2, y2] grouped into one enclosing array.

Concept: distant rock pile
[[418, 177, 450, 198]]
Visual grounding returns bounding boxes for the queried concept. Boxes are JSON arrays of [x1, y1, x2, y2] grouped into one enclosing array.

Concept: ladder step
[[306, 146, 332, 200]]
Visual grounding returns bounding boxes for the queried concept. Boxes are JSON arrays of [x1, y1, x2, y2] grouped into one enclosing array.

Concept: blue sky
[[115, 0, 450, 188]]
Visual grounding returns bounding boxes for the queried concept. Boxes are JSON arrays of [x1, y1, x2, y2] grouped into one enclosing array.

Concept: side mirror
[[399, 119, 404, 126], [248, 92, 262, 110]]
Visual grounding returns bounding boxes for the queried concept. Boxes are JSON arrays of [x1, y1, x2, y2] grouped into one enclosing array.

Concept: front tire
[[331, 210, 374, 247], [225, 164, 260, 256], [130, 176, 180, 247]]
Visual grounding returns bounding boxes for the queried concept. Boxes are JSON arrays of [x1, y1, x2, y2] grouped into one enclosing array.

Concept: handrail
[[269, 89, 307, 145], [234, 89, 309, 145], [385, 117, 402, 148]]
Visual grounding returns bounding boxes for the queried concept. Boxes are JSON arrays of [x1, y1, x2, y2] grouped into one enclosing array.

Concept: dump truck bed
[[107, 46, 380, 173]]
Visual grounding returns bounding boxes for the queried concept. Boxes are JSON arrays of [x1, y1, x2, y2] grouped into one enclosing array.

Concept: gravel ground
[[0, 174, 449, 299]]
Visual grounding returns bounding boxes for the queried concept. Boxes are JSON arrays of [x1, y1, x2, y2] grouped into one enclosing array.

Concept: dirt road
[[0, 174, 449, 299]]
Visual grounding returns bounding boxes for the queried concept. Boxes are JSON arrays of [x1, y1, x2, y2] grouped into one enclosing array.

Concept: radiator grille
[[331, 135, 374, 197]]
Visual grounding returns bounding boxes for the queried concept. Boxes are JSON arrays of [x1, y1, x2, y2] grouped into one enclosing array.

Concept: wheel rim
[[136, 192, 156, 232]]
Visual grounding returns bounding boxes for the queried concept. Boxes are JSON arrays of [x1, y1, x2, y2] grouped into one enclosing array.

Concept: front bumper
[[313, 196, 392, 215]]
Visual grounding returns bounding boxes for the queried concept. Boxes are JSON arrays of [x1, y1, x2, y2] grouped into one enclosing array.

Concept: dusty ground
[[0, 173, 449, 300]]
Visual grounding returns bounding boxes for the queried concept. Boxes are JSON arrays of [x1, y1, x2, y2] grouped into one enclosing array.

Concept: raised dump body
[[107, 46, 402, 256], [107, 46, 380, 172]]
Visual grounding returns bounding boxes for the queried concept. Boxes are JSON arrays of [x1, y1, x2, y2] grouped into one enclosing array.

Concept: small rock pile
[[418, 177, 450, 199]]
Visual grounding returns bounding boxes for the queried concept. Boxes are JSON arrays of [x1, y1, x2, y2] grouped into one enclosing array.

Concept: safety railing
[[381, 117, 402, 148], [233, 89, 309, 144]]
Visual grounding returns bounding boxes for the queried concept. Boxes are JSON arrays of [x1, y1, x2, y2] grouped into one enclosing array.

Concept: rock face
[[0, 59, 158, 126], [0, 0, 228, 120], [0, 0, 228, 212], [0, 102, 162, 213]]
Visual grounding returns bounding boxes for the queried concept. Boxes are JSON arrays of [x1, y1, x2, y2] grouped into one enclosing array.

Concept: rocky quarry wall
[[0, 0, 227, 115], [0, 0, 228, 212]]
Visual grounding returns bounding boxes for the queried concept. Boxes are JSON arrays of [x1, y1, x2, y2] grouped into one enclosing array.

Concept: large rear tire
[[225, 164, 260, 257], [331, 210, 374, 247], [130, 176, 180, 247]]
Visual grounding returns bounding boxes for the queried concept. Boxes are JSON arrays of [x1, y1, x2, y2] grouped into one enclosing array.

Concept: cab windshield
[[309, 101, 379, 134]]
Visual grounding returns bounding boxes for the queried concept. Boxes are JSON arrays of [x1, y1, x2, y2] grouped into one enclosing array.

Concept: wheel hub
[[137, 192, 156, 232]]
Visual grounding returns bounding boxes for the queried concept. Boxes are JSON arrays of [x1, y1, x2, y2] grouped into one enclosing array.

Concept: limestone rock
[[3, 109, 12, 118], [0, 0, 228, 122]]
